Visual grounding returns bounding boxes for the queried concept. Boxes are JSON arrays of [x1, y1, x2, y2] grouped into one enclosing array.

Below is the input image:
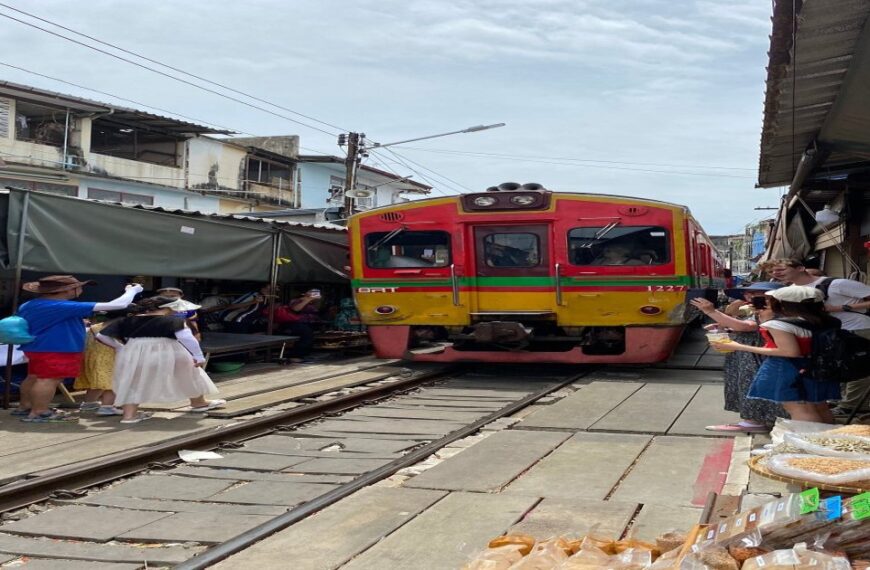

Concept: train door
[[471, 225, 552, 313]]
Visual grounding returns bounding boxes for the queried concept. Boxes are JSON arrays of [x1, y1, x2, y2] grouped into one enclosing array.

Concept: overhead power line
[[367, 151, 455, 197], [380, 148, 476, 193], [0, 8, 341, 137], [399, 146, 756, 176]]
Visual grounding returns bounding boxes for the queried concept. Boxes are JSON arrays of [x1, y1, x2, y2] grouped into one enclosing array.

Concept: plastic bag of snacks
[[741, 543, 850, 570], [767, 454, 870, 485], [462, 544, 526, 570], [680, 545, 739, 570], [560, 536, 653, 570], [508, 539, 569, 569], [783, 432, 870, 459], [823, 492, 870, 558]]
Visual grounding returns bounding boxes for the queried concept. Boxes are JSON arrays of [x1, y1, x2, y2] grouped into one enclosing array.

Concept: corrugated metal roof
[[757, 0, 870, 188], [0, 80, 231, 136]]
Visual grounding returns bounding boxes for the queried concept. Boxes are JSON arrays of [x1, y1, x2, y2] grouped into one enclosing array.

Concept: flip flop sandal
[[21, 411, 77, 423], [120, 412, 152, 424], [79, 402, 101, 412], [705, 423, 768, 433], [189, 399, 227, 413]]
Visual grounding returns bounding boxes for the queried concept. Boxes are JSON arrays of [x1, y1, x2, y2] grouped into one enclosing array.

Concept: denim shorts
[[747, 357, 841, 404]]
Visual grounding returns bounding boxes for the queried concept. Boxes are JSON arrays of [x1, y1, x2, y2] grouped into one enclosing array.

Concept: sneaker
[[21, 411, 78, 423], [79, 402, 101, 412], [96, 406, 124, 416]]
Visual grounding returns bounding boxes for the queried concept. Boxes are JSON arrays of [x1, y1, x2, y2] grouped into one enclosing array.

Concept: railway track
[[0, 365, 588, 568]]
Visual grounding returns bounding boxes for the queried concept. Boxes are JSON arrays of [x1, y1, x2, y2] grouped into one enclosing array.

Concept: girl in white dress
[[97, 296, 225, 424]]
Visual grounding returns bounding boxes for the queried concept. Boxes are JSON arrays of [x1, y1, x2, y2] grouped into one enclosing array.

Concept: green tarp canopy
[[0, 188, 348, 284]]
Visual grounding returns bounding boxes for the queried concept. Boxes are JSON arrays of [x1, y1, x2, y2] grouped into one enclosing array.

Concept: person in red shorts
[[15, 275, 142, 423]]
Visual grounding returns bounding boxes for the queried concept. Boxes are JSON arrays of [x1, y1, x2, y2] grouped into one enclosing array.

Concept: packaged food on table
[[823, 493, 870, 558], [489, 534, 537, 556], [760, 494, 842, 548], [656, 531, 689, 554], [740, 543, 851, 570], [562, 538, 653, 570], [508, 538, 569, 569], [681, 545, 740, 570], [462, 544, 525, 570], [822, 425, 870, 438], [767, 454, 870, 485], [783, 432, 870, 459]]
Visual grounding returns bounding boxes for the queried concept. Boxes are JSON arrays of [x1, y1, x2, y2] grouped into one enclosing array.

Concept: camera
[[750, 296, 767, 310]]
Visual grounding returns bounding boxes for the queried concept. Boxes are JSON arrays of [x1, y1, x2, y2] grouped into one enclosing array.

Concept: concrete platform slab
[[293, 430, 435, 441], [208, 480, 337, 506], [286, 457, 392, 475], [0, 554, 16, 564], [69, 494, 287, 516], [276, 435, 419, 454], [311, 418, 465, 436], [93, 474, 235, 500], [504, 432, 651, 500], [406, 430, 571, 492], [384, 398, 505, 409], [0, 533, 202, 564], [0, 505, 171, 542], [168, 466, 353, 484], [668, 385, 740, 436], [237, 434, 397, 458], [416, 388, 530, 398], [119, 511, 273, 544], [11, 559, 142, 569], [590, 384, 699, 434], [629, 504, 702, 541], [196, 451, 312, 471], [593, 369, 723, 384], [696, 354, 727, 369], [510, 498, 638, 538], [609, 436, 734, 508], [520, 382, 643, 430], [213, 487, 446, 570], [341, 492, 539, 570], [344, 408, 488, 422]]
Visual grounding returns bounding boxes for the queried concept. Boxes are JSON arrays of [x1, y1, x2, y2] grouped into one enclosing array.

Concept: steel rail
[[176, 369, 590, 570], [0, 367, 452, 513]]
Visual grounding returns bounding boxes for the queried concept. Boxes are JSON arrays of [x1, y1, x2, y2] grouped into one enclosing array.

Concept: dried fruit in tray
[[767, 454, 870, 485], [823, 425, 870, 438]]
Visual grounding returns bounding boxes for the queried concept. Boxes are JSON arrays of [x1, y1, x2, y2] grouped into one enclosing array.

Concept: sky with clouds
[[0, 0, 782, 233]]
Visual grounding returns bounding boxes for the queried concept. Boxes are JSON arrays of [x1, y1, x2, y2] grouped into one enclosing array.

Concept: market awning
[[0, 188, 348, 283], [757, 0, 870, 190]]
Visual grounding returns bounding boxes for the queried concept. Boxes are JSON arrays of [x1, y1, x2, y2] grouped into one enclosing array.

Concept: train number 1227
[[646, 285, 687, 292]]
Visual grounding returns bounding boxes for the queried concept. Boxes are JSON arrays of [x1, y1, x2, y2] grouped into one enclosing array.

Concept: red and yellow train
[[348, 183, 724, 364]]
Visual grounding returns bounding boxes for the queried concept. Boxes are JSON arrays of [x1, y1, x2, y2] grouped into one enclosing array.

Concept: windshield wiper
[[368, 226, 406, 251], [579, 221, 619, 248]]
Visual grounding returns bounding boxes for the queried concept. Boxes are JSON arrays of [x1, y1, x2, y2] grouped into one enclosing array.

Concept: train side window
[[568, 226, 670, 266], [365, 230, 451, 268], [483, 233, 539, 267]]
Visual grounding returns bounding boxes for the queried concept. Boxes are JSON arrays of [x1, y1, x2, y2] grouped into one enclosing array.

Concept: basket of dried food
[[748, 455, 870, 493]]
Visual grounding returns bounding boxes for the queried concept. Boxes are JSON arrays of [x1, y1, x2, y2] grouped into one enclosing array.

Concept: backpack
[[0, 316, 35, 345], [813, 277, 836, 300], [776, 318, 870, 382]]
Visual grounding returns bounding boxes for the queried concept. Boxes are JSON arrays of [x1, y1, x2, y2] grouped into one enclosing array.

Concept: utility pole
[[342, 132, 362, 218]]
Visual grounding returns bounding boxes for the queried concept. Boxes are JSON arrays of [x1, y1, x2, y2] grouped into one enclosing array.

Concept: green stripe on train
[[352, 276, 695, 288]]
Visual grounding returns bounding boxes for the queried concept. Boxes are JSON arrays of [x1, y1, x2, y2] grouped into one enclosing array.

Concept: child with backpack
[[709, 285, 842, 423]]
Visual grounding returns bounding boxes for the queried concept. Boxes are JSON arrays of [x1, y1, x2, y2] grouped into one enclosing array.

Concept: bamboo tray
[[748, 455, 870, 494]]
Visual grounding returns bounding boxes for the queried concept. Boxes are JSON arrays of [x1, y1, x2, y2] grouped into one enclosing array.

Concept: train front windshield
[[568, 226, 670, 266]]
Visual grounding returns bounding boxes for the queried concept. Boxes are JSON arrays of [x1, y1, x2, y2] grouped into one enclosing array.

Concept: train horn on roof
[[497, 182, 522, 191], [521, 182, 545, 191]]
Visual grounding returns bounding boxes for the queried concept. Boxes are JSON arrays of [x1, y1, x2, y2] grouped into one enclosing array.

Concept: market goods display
[[767, 454, 870, 486], [461, 492, 870, 569]]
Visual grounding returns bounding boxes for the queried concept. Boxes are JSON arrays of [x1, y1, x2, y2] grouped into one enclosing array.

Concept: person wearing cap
[[690, 282, 787, 432], [14, 276, 143, 423], [771, 258, 870, 416], [708, 285, 842, 423], [272, 289, 321, 363], [96, 296, 225, 423]]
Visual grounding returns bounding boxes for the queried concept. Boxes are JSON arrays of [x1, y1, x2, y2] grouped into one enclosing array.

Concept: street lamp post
[[338, 123, 505, 218]]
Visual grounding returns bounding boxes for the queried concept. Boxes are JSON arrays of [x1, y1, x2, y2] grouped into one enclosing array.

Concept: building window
[[0, 178, 77, 197], [365, 230, 450, 268], [90, 118, 181, 167], [568, 226, 670, 266], [0, 98, 10, 139], [87, 188, 154, 205], [14, 101, 70, 147]]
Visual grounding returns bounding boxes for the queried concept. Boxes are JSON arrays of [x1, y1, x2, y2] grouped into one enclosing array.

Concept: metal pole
[[61, 108, 70, 169], [4, 191, 31, 409], [343, 132, 360, 219], [266, 231, 282, 335]]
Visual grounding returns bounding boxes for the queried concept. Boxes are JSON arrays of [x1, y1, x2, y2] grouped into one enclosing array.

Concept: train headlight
[[510, 194, 536, 206], [375, 305, 397, 315], [639, 305, 662, 315], [472, 196, 498, 207]]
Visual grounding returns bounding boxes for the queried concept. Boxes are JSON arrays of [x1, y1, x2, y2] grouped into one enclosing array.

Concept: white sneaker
[[96, 406, 124, 416]]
